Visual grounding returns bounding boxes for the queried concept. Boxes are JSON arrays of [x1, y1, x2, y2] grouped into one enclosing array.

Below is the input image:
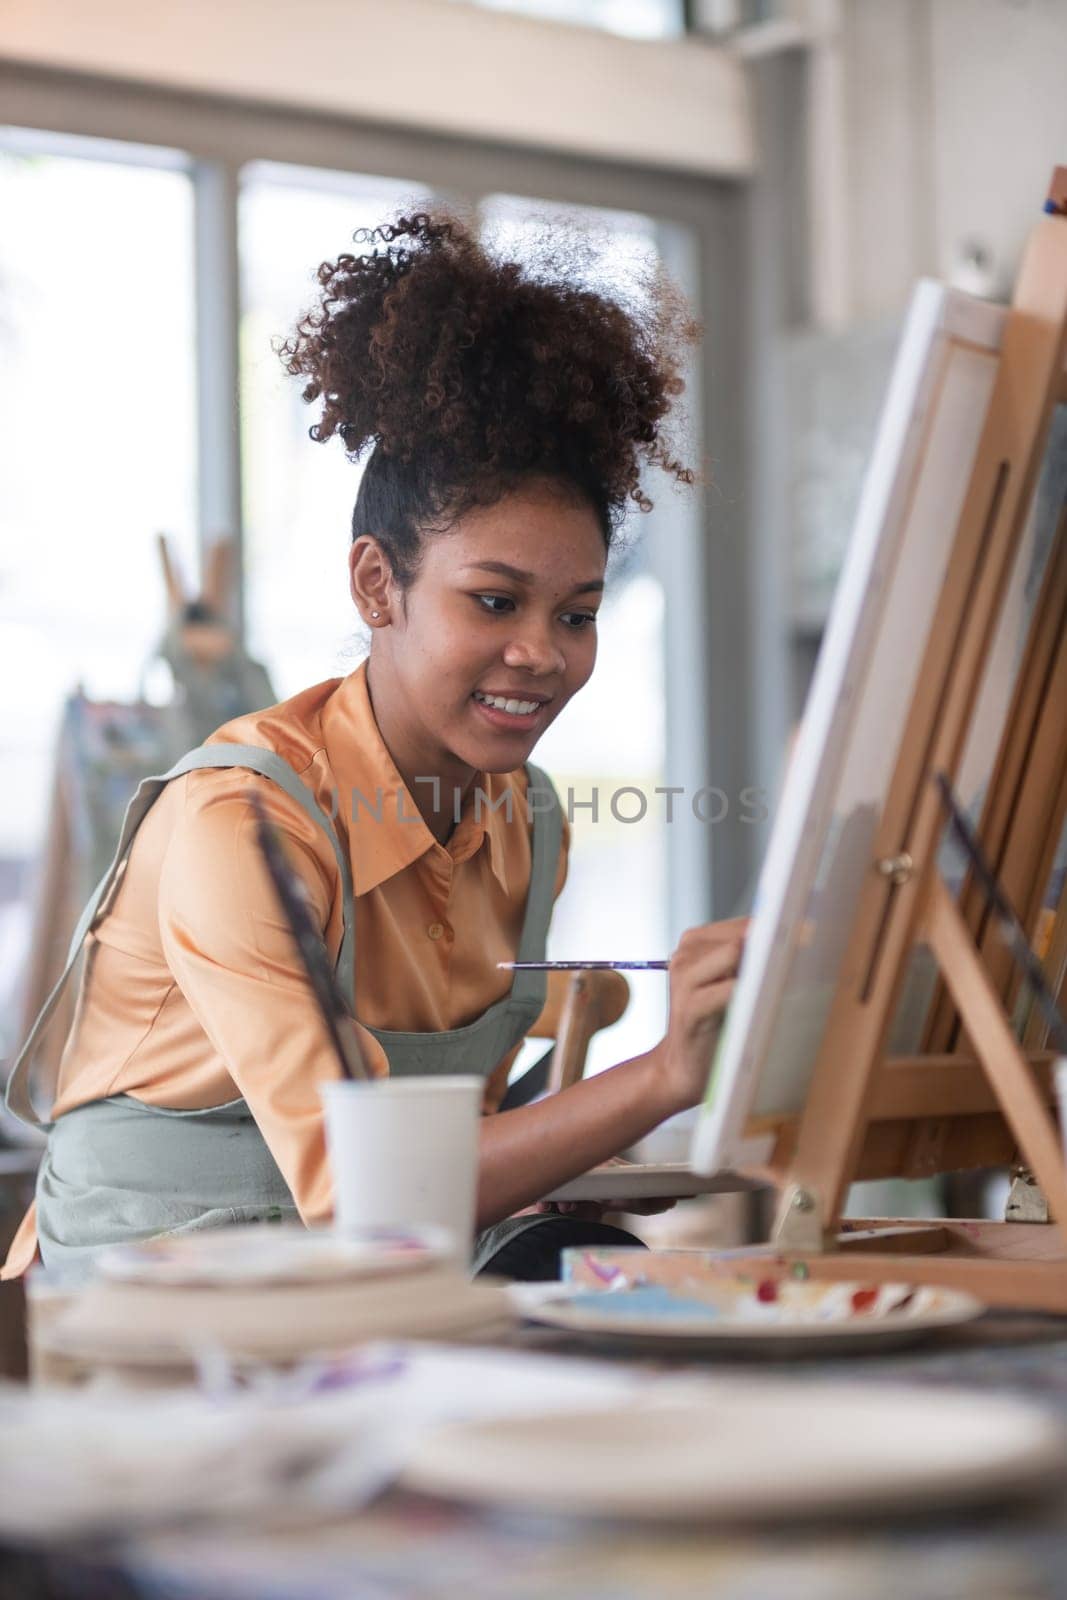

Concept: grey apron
[[5, 744, 562, 1275]]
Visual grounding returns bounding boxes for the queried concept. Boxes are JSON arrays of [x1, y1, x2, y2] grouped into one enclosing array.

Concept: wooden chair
[[0, 1150, 39, 1379], [499, 969, 631, 1108]]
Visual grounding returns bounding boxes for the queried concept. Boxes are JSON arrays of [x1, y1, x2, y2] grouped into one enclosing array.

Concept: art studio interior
[[2, 1, 1067, 1594]]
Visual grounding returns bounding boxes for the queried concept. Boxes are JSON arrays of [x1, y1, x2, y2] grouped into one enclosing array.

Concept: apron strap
[[509, 764, 563, 1006], [192, 746, 357, 1011], [4, 742, 356, 1130]]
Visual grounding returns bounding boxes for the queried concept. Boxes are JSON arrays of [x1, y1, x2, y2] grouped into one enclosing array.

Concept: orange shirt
[[3, 663, 567, 1277]]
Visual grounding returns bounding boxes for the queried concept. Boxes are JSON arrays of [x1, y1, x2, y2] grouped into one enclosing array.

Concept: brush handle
[[249, 793, 371, 1081], [498, 960, 669, 971]]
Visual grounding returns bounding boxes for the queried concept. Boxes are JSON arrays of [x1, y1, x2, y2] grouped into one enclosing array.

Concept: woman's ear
[[349, 537, 394, 627]]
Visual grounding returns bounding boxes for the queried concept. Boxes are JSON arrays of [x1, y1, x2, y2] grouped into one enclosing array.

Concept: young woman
[[2, 213, 744, 1281]]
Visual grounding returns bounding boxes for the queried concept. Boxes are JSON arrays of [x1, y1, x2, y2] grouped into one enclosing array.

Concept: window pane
[[239, 164, 432, 696], [0, 135, 196, 1047], [480, 195, 671, 1078]]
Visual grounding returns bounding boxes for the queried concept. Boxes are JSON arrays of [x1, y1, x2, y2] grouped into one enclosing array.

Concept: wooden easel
[[9, 534, 267, 1121], [735, 170, 1067, 1313]]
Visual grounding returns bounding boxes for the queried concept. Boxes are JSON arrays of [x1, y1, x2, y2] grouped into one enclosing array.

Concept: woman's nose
[[502, 627, 566, 676]]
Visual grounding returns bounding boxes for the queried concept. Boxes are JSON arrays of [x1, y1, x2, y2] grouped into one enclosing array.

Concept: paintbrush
[[248, 791, 371, 1081], [498, 960, 669, 971], [935, 770, 1067, 1053]]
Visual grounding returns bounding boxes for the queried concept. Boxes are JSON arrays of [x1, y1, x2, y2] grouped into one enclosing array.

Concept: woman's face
[[355, 478, 606, 781]]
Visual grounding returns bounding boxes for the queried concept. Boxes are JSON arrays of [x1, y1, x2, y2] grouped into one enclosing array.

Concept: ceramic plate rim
[[96, 1223, 452, 1287], [527, 1282, 984, 1342], [400, 1384, 1064, 1522]]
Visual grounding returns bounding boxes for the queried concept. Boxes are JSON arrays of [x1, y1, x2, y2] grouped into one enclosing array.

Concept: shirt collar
[[447, 773, 515, 895], [321, 662, 512, 897]]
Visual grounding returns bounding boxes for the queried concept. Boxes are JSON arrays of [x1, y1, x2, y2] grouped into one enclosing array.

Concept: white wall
[[0, 0, 754, 177], [838, 0, 1067, 322], [841, 0, 933, 321], [930, 0, 1067, 300]]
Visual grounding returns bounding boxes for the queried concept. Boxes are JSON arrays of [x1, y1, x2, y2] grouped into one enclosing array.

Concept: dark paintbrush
[[248, 790, 370, 1081]]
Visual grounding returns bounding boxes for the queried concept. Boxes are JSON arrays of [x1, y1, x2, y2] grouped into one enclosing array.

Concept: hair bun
[[279, 207, 699, 530]]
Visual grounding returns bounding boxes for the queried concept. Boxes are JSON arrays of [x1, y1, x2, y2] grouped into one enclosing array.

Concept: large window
[[447, 0, 684, 38], [0, 131, 197, 1049], [1, 98, 719, 1099], [240, 164, 433, 696]]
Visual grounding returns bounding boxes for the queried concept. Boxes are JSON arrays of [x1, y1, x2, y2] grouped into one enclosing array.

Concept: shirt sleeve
[[480, 803, 571, 1114], [158, 769, 387, 1224]]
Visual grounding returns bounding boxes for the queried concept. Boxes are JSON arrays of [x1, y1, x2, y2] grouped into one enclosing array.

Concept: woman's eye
[[473, 595, 597, 629]]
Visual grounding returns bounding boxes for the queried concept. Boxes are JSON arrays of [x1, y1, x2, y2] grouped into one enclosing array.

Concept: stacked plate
[[33, 1225, 512, 1382], [97, 1224, 450, 1289]]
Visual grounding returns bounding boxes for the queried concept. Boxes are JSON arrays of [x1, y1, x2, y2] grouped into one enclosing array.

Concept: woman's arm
[[475, 920, 746, 1228]]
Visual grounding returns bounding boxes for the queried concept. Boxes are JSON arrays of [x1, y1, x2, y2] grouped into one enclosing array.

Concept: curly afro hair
[[278, 209, 700, 585]]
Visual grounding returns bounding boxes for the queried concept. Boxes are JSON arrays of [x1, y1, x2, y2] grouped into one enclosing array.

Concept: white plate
[[97, 1223, 451, 1288], [402, 1380, 1064, 1522], [545, 1162, 761, 1203], [524, 1277, 983, 1355]]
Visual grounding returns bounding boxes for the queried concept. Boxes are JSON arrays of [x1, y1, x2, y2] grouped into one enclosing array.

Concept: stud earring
[[371, 610, 380, 619]]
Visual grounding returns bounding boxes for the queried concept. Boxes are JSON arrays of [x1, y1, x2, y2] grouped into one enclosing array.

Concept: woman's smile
[[471, 687, 553, 732]]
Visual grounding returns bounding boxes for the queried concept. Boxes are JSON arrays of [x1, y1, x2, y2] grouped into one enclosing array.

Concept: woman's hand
[[651, 918, 748, 1116], [475, 923, 747, 1229]]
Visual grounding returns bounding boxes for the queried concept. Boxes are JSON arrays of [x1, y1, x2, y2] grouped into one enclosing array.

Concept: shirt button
[[427, 922, 445, 941]]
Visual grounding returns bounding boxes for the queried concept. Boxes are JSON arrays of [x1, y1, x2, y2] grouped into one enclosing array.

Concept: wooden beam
[[0, 0, 754, 178], [770, 1109, 1020, 1182], [868, 1052, 1055, 1120]]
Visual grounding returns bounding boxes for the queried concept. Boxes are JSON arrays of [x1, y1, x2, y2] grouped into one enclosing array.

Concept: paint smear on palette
[[565, 1281, 935, 1326], [579, 1254, 626, 1286], [568, 1288, 720, 1320]]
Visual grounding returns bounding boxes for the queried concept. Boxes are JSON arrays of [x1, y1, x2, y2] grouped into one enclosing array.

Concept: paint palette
[[525, 1271, 982, 1355], [97, 1223, 452, 1288]]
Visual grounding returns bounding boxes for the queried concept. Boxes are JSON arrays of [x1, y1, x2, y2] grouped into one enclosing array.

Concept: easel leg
[[924, 876, 1067, 1240]]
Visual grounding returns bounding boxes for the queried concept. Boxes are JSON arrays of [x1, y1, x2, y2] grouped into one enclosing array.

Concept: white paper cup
[[320, 1076, 483, 1262]]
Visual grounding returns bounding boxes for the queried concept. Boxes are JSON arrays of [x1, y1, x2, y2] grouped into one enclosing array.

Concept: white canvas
[[692, 281, 1007, 1174]]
